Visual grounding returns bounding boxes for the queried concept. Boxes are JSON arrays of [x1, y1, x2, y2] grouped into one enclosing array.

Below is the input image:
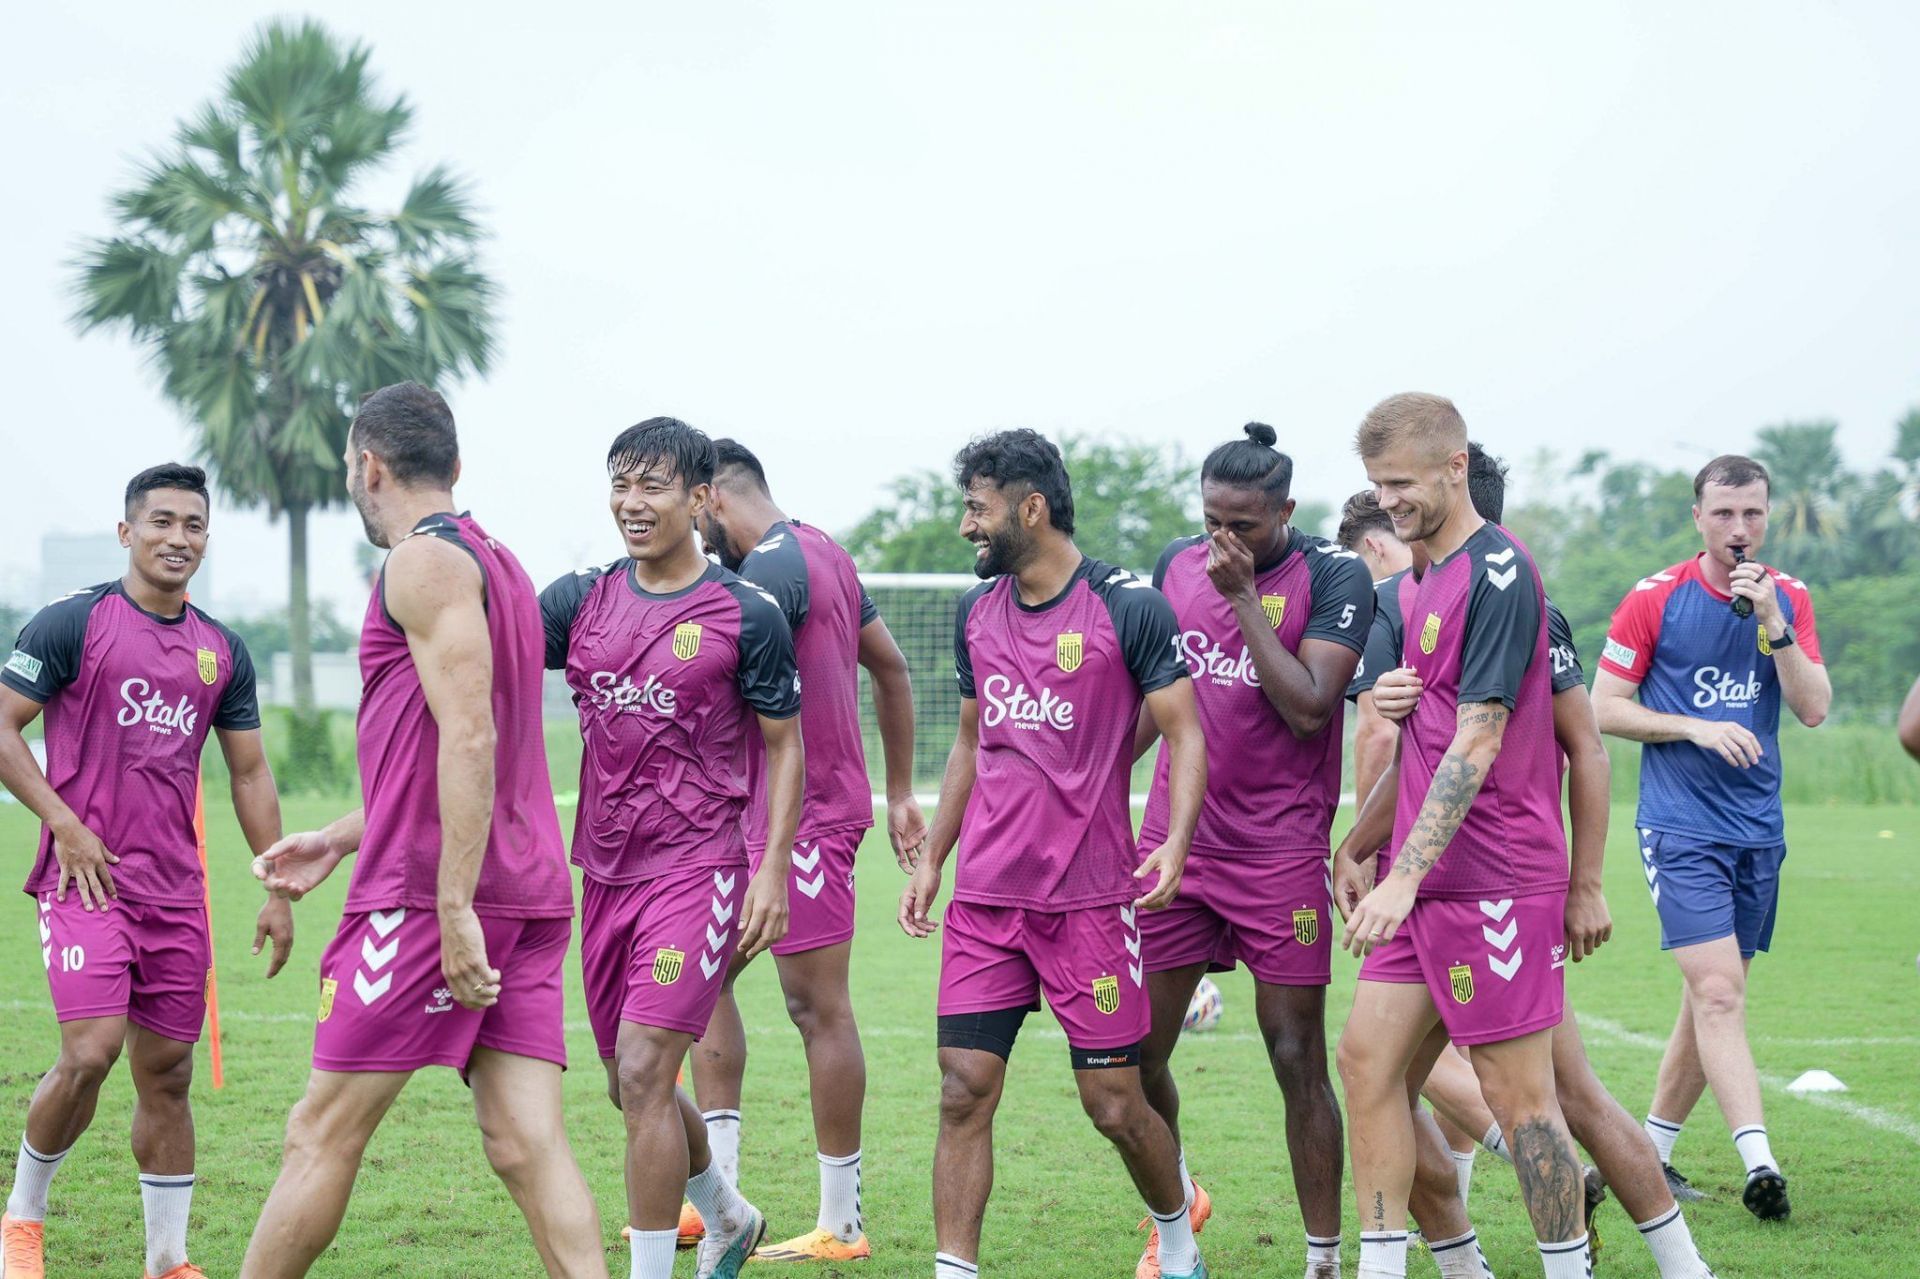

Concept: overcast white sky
[[7, 1, 1918, 615]]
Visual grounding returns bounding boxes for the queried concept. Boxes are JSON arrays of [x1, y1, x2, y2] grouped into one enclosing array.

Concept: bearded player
[[541, 418, 803, 1279], [1129, 424, 1372, 1279], [0, 464, 288, 1279], [899, 429, 1209, 1279], [687, 438, 926, 1261], [241, 384, 607, 1279]]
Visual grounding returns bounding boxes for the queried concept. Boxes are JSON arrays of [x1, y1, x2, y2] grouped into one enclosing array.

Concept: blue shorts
[[1638, 829, 1786, 957]]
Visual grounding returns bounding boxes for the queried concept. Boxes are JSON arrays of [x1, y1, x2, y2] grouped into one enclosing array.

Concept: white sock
[[934, 1252, 978, 1279], [817, 1149, 862, 1242], [1732, 1124, 1776, 1175], [1645, 1114, 1683, 1164], [1177, 1149, 1194, 1206], [704, 1109, 742, 1188], [1538, 1234, 1590, 1279], [1152, 1203, 1198, 1275], [139, 1173, 194, 1276], [1305, 1233, 1341, 1271], [6, 1138, 70, 1222], [685, 1163, 750, 1237], [1429, 1230, 1493, 1279], [628, 1225, 677, 1279], [1637, 1204, 1713, 1279], [1481, 1122, 1513, 1164], [1451, 1147, 1477, 1207], [1358, 1230, 1409, 1279]]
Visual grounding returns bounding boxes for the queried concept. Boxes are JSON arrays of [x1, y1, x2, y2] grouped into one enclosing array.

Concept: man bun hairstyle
[[1355, 392, 1468, 463], [712, 438, 771, 493], [1336, 489, 1394, 551], [953, 429, 1075, 534], [1201, 422, 1292, 506], [351, 382, 459, 486], [125, 463, 210, 516], [1693, 454, 1771, 501], [608, 417, 716, 489], [1466, 441, 1510, 524]]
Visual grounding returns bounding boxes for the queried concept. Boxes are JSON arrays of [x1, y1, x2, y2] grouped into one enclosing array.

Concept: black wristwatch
[[1767, 625, 1797, 651]]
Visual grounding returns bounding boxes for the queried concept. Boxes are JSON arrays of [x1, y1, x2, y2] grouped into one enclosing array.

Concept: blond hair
[[1355, 393, 1467, 463]]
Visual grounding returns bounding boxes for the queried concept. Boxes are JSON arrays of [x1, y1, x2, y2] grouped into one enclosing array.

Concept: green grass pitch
[[2, 799, 1915, 1277]]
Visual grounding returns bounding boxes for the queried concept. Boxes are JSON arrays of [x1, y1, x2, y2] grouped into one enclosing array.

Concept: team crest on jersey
[[197, 648, 218, 685], [1757, 624, 1772, 657], [317, 977, 337, 1023], [1420, 612, 1442, 655], [652, 946, 685, 985], [1292, 907, 1319, 946], [671, 623, 703, 661], [1261, 594, 1287, 628], [1056, 632, 1085, 673], [1448, 963, 1475, 1004], [1092, 973, 1120, 1014]]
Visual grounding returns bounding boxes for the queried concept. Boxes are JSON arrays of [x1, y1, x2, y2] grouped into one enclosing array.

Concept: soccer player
[[0, 463, 288, 1279], [1336, 489, 1415, 817], [899, 429, 1209, 1279], [1131, 424, 1373, 1279], [240, 384, 607, 1279], [688, 438, 926, 1261], [541, 418, 803, 1279], [1591, 453, 1830, 1221], [1335, 394, 1592, 1279]]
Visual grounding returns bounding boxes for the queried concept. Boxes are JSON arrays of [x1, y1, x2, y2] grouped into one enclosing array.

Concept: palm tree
[[1893, 407, 1920, 519], [72, 19, 496, 775], [1753, 421, 1846, 540]]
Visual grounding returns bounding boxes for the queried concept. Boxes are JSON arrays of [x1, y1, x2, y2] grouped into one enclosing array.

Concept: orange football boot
[[1135, 1179, 1212, 1279], [2, 1214, 45, 1279], [679, 1201, 707, 1248], [751, 1227, 872, 1263]]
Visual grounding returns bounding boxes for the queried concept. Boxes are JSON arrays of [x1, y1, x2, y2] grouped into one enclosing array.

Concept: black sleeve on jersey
[[1092, 565, 1187, 695], [1459, 553, 1544, 709], [729, 581, 802, 719], [1345, 574, 1405, 701], [1302, 543, 1375, 655], [952, 581, 991, 700], [538, 566, 605, 670], [737, 526, 810, 634], [210, 623, 263, 731], [1, 585, 107, 704], [857, 586, 879, 628], [1151, 536, 1201, 592], [1545, 597, 1585, 694]]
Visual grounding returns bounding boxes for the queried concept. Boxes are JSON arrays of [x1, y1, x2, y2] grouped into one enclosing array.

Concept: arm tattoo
[[1510, 1118, 1584, 1240], [1392, 704, 1508, 881]]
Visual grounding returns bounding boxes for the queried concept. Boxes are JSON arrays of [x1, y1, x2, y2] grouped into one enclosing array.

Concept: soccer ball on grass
[[1182, 976, 1224, 1033]]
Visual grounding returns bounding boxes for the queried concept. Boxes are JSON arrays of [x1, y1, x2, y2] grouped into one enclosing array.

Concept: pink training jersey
[[1390, 523, 1567, 900], [5, 583, 259, 906], [347, 514, 574, 920], [541, 560, 801, 884], [1139, 529, 1374, 857], [954, 558, 1187, 910], [734, 520, 878, 849]]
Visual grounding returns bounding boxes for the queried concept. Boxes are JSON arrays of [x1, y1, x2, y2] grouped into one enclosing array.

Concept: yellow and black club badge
[[1757, 624, 1772, 656], [1448, 963, 1475, 1004], [671, 623, 703, 661], [1420, 612, 1443, 655], [1262, 594, 1287, 628], [1092, 973, 1120, 1015], [1056, 631, 1084, 673], [317, 977, 337, 1024], [1292, 907, 1319, 946], [652, 946, 685, 985], [197, 647, 218, 685]]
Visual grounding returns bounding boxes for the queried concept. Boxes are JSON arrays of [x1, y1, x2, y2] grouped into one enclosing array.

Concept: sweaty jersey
[[734, 520, 878, 849], [954, 558, 1186, 910], [542, 560, 801, 884], [1598, 555, 1822, 847], [5, 582, 258, 906], [350, 514, 574, 920], [1389, 524, 1568, 900], [1349, 569, 1584, 701], [1139, 529, 1373, 858]]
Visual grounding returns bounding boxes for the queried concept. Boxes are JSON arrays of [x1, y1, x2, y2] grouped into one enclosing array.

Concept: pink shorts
[[311, 908, 570, 1073], [750, 826, 861, 956], [939, 899, 1148, 1050], [580, 863, 747, 1056], [37, 892, 208, 1043], [1357, 891, 1566, 1046], [1137, 848, 1332, 986]]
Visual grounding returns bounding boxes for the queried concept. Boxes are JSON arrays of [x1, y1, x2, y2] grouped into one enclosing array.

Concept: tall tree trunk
[[288, 499, 314, 715]]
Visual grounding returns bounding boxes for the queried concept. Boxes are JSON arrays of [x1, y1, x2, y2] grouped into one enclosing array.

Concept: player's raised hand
[[1564, 882, 1612, 962], [1728, 559, 1782, 624], [1340, 875, 1416, 957], [254, 894, 294, 978], [898, 860, 942, 938], [1204, 529, 1258, 602], [1331, 849, 1376, 922], [1133, 841, 1189, 911], [888, 793, 930, 871], [438, 904, 500, 1009], [51, 816, 119, 910], [1369, 667, 1424, 722], [737, 863, 790, 959], [1688, 719, 1764, 769], [253, 829, 345, 901]]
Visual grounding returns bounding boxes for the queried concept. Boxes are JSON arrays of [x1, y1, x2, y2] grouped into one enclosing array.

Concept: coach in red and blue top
[[1592, 453, 1830, 1225]]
